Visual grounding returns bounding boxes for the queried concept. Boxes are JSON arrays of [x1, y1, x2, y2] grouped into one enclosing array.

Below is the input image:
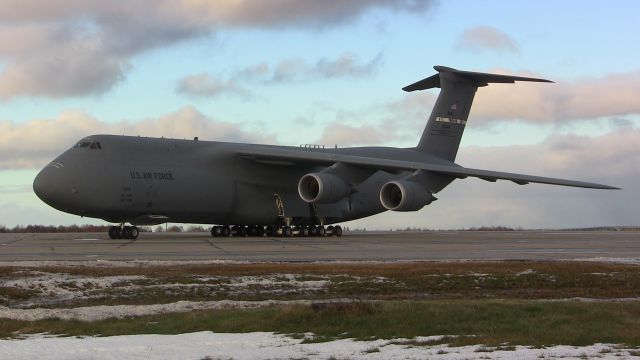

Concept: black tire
[[317, 226, 326, 237], [334, 225, 343, 237], [122, 226, 132, 239], [283, 226, 292, 237], [129, 226, 139, 240], [108, 226, 119, 239], [239, 226, 248, 237], [327, 225, 334, 236], [211, 226, 219, 237], [309, 226, 318, 237], [222, 226, 231, 237], [302, 227, 310, 237]]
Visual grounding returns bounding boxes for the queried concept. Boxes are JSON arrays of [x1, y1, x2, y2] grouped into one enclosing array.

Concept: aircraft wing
[[237, 147, 619, 190]]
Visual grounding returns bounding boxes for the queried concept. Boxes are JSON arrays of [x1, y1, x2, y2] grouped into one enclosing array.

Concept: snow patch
[[0, 299, 354, 321], [0, 331, 635, 360], [515, 269, 536, 276], [1, 271, 147, 307]]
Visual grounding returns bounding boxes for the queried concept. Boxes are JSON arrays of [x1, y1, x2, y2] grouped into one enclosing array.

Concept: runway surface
[[1, 230, 639, 262]]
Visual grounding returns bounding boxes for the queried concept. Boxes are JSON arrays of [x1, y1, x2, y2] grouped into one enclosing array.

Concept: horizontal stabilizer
[[403, 65, 553, 92]]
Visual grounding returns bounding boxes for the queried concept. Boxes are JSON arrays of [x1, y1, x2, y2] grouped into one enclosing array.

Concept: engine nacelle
[[379, 180, 436, 212], [298, 172, 351, 203]]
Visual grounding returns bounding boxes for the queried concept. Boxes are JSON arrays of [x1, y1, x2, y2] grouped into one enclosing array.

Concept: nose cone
[[33, 165, 79, 212], [33, 167, 55, 205]]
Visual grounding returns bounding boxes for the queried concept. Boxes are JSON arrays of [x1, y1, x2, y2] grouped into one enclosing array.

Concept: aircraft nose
[[33, 164, 78, 211], [33, 167, 55, 205]]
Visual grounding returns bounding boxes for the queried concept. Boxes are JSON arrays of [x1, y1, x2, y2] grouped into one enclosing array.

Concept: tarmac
[[0, 230, 639, 262]]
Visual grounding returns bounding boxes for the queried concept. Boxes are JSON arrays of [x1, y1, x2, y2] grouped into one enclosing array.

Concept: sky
[[0, 0, 639, 229]]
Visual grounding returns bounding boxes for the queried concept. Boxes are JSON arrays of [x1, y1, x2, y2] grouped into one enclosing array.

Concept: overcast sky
[[0, 0, 638, 229]]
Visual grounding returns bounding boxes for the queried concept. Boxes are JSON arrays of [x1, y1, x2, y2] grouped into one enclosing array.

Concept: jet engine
[[298, 172, 351, 203], [379, 180, 436, 212]]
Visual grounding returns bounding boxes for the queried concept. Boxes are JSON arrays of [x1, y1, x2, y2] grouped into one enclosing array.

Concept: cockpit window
[[73, 141, 91, 148], [73, 141, 102, 149]]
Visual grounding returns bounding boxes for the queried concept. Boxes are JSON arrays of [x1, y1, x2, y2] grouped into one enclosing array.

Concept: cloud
[[177, 52, 383, 97], [199, 0, 434, 28], [456, 26, 519, 53], [473, 70, 640, 123], [0, 1, 432, 100], [0, 106, 276, 169], [384, 69, 640, 125], [176, 73, 251, 98], [241, 52, 383, 83], [315, 52, 383, 78], [0, 26, 126, 99], [317, 123, 386, 146]]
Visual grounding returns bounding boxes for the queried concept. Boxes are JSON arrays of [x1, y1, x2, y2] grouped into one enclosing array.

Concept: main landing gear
[[211, 225, 343, 238], [108, 225, 139, 240]]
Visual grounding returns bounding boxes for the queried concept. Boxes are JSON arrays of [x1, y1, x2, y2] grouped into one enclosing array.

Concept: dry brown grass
[[11, 260, 638, 277]]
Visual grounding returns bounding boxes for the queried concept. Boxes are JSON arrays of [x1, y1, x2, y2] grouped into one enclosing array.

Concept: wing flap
[[236, 147, 619, 190]]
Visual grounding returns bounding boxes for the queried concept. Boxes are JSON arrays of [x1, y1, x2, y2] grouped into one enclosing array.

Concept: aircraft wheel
[[326, 225, 334, 236], [221, 226, 231, 237], [301, 226, 310, 237], [108, 226, 120, 239], [309, 226, 318, 237], [334, 225, 343, 237], [128, 226, 139, 240], [230, 225, 247, 237], [276, 226, 288, 237], [211, 226, 221, 237], [122, 226, 132, 239], [318, 226, 326, 237], [265, 226, 274, 237], [282, 226, 292, 237], [253, 225, 265, 237]]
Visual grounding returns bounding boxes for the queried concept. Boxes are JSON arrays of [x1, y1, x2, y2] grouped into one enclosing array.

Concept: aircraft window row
[[73, 141, 102, 149]]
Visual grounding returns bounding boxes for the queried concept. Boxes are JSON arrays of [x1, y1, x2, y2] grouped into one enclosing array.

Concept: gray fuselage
[[33, 135, 455, 226]]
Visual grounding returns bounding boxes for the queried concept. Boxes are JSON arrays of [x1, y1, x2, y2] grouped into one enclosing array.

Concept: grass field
[[2, 260, 640, 347], [2, 300, 640, 347]]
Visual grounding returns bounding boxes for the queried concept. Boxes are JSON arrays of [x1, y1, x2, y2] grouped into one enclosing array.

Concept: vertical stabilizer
[[404, 66, 552, 161]]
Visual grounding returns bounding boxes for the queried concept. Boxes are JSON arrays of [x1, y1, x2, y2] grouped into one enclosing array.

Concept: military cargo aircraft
[[33, 66, 618, 239]]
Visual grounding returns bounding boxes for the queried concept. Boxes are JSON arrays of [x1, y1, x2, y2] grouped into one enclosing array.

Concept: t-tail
[[404, 66, 552, 161]]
